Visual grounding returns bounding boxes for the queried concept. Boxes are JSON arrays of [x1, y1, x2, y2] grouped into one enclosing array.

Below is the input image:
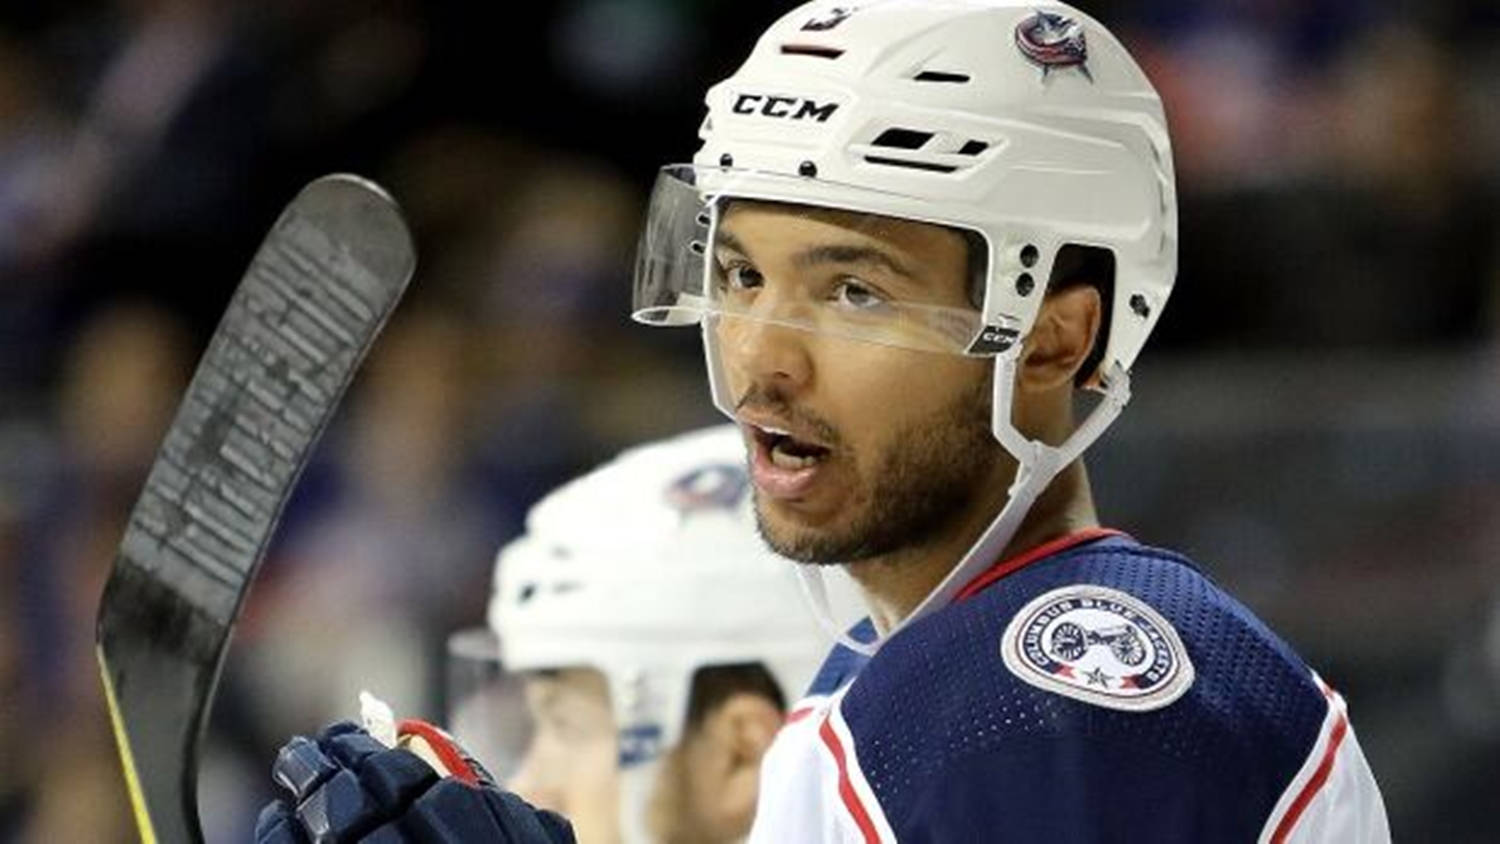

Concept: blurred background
[[0, 0, 1496, 840]]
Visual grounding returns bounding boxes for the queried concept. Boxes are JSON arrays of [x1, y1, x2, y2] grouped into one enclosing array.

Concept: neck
[[845, 459, 1098, 633]]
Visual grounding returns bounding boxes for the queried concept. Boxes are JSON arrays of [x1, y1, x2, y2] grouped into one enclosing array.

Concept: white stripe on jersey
[[823, 700, 898, 844], [750, 688, 897, 844]]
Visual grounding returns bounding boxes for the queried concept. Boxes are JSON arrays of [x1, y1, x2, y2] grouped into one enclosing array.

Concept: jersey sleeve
[[1255, 687, 1390, 844]]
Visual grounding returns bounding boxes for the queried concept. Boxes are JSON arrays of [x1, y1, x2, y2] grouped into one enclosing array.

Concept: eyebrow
[[715, 230, 916, 279]]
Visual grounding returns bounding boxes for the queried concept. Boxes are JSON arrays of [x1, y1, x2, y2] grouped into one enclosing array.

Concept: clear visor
[[445, 628, 534, 782], [632, 164, 989, 356], [445, 627, 620, 784]]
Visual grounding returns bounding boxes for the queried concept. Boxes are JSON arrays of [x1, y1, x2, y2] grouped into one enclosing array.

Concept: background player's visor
[[446, 627, 533, 781], [446, 627, 619, 785], [632, 164, 989, 356]]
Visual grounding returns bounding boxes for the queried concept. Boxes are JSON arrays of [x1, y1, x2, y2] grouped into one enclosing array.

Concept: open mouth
[[751, 424, 832, 470]]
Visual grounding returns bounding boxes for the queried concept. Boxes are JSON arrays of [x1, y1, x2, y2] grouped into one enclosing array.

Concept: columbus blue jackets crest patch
[[1001, 585, 1194, 711]]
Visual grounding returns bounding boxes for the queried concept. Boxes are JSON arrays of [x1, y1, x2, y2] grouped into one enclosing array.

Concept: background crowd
[[1, 1, 1497, 841]]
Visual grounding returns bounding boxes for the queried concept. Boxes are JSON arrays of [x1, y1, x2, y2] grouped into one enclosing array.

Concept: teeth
[[757, 424, 792, 437], [770, 439, 819, 470]]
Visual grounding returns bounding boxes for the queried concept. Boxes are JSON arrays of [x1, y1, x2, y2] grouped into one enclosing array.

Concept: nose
[[719, 311, 815, 395]]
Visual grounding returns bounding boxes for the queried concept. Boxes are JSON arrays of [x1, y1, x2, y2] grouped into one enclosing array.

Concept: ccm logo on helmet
[[731, 93, 839, 122]]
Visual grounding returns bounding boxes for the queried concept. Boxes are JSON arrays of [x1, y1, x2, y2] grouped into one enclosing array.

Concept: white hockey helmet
[[487, 424, 838, 761], [631, 0, 1176, 648]]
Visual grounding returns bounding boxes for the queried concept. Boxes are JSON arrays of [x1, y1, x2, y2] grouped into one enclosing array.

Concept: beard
[[749, 373, 1003, 564]]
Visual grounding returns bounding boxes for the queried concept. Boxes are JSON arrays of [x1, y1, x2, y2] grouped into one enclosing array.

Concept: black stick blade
[[96, 174, 416, 844]]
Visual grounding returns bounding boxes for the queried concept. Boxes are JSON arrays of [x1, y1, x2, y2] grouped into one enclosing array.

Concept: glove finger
[[255, 799, 311, 844], [326, 729, 391, 769], [317, 720, 365, 742], [534, 808, 576, 844], [485, 789, 576, 844], [362, 821, 410, 844], [273, 736, 339, 803], [360, 747, 440, 810], [297, 768, 383, 844], [402, 779, 511, 843]]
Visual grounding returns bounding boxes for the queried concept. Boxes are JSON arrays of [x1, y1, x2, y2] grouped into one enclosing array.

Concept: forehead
[[717, 200, 971, 271], [523, 667, 610, 705]]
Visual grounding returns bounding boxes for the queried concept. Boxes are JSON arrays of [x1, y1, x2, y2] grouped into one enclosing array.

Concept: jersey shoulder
[[802, 617, 875, 699], [838, 535, 1333, 841]]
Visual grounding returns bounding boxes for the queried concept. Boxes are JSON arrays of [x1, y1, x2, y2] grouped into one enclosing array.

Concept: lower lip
[[748, 433, 826, 500]]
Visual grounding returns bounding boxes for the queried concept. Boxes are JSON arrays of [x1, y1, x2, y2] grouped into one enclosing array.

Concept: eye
[[715, 259, 764, 292], [832, 278, 891, 311]]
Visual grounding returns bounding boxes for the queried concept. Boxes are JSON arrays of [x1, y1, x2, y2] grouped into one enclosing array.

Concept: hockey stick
[[95, 174, 416, 844]]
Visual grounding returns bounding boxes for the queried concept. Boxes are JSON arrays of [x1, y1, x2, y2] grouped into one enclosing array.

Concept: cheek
[[712, 320, 754, 384], [586, 737, 620, 786], [816, 345, 989, 439], [562, 740, 622, 838], [570, 730, 621, 805]]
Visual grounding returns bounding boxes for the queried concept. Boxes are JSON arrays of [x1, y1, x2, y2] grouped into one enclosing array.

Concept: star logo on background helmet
[[1014, 10, 1092, 81], [802, 6, 856, 32]]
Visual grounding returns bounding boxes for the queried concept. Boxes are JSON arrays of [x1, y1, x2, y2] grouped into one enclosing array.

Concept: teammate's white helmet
[[487, 425, 836, 757], [631, 0, 1177, 646]]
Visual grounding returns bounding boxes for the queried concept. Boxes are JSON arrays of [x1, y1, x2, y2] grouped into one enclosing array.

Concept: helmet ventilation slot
[[913, 70, 970, 83], [780, 44, 845, 59], [871, 128, 934, 149], [958, 140, 989, 156], [862, 155, 958, 174]]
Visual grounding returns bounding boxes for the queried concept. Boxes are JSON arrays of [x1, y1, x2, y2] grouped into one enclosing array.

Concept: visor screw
[[1019, 244, 1039, 268], [1015, 272, 1035, 296], [798, 160, 818, 178], [719, 153, 734, 167], [1130, 293, 1151, 318]]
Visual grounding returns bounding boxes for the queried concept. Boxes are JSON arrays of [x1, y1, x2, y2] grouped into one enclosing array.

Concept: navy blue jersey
[[751, 531, 1388, 843]]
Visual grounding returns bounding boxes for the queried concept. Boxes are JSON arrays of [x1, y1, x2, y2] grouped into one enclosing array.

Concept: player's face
[[713, 202, 1005, 562], [507, 668, 621, 844], [645, 690, 781, 844]]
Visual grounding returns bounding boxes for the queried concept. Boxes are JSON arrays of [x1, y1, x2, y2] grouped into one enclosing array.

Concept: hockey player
[[256, 426, 849, 843], [262, 1, 1392, 841], [626, 1, 1393, 841]]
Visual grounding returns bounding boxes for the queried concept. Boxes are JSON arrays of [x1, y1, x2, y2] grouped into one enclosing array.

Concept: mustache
[[734, 384, 843, 448]]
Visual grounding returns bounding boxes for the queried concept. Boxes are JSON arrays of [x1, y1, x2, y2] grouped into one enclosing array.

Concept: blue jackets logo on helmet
[[665, 463, 748, 514], [801, 6, 856, 32], [1014, 10, 1092, 81]]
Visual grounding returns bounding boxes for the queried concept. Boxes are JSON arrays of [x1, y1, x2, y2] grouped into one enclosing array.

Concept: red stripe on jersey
[[785, 706, 815, 724], [819, 715, 882, 844], [955, 527, 1125, 602], [1269, 691, 1350, 843]]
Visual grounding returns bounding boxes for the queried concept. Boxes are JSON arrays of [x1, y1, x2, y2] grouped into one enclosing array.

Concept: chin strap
[[795, 359, 1132, 658], [796, 562, 878, 656]]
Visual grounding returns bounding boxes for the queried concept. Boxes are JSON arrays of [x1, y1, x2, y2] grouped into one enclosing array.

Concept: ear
[[1019, 284, 1102, 393], [687, 692, 783, 837]]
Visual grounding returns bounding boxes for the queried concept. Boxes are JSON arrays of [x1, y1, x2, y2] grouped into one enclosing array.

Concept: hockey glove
[[255, 720, 574, 843]]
